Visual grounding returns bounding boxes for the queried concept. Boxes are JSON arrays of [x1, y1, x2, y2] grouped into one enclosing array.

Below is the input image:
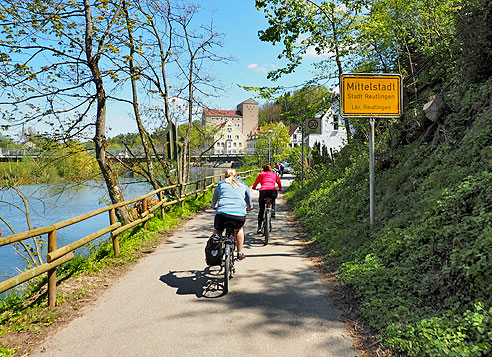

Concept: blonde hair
[[224, 168, 242, 187]]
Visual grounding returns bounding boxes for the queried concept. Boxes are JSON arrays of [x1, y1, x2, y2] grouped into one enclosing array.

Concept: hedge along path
[[0, 170, 259, 307]]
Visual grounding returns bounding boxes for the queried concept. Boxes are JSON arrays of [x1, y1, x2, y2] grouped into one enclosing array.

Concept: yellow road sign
[[340, 73, 402, 118]]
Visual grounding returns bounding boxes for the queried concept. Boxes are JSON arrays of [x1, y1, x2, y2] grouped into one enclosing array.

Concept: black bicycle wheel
[[264, 210, 270, 245], [224, 245, 230, 294]]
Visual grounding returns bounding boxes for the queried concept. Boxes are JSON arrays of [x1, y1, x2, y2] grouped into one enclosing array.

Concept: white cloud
[[247, 63, 276, 73], [303, 46, 335, 59], [297, 33, 335, 59]]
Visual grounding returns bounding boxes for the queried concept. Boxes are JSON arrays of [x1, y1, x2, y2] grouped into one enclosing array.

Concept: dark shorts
[[258, 190, 278, 222], [214, 213, 246, 232]]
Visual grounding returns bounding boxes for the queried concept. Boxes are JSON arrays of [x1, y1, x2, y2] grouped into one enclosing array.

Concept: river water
[[0, 168, 226, 285]]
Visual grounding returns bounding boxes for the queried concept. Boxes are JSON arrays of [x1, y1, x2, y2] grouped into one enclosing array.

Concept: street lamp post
[[268, 130, 273, 164]]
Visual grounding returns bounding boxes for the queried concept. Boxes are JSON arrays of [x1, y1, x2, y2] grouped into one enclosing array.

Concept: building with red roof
[[202, 98, 259, 155], [201, 98, 258, 137]]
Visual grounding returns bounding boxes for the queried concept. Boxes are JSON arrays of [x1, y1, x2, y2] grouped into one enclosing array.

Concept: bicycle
[[221, 221, 236, 294], [262, 197, 273, 245]]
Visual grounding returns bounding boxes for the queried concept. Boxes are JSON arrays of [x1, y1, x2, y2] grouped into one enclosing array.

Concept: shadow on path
[[160, 267, 227, 298]]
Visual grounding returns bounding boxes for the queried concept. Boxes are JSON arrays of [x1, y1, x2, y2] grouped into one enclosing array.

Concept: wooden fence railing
[[0, 169, 259, 306]]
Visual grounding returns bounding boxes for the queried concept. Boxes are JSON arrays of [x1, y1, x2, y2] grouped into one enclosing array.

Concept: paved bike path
[[33, 176, 355, 356]]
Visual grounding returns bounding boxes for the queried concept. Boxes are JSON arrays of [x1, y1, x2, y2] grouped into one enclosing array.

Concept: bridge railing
[[0, 169, 259, 306]]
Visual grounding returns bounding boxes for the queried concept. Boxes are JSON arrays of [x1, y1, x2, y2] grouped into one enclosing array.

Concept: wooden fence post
[[143, 198, 148, 230], [159, 191, 165, 220], [195, 182, 199, 198], [48, 229, 57, 307], [109, 208, 120, 257]]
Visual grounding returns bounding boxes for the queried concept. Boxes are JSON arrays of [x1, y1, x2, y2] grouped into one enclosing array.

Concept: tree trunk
[[136, 1, 176, 187], [182, 63, 194, 184], [329, 5, 351, 144], [123, 0, 160, 190], [83, 0, 129, 222]]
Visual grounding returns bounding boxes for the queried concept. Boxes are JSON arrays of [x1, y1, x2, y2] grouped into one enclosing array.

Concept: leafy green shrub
[[286, 79, 492, 355]]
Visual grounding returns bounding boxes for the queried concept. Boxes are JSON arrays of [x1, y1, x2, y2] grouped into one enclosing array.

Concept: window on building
[[227, 127, 232, 132], [227, 135, 231, 139], [239, 142, 242, 147], [235, 135, 239, 139], [233, 142, 237, 147]]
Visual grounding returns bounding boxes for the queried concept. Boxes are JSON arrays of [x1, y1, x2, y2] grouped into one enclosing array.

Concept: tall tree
[[255, 0, 358, 142], [0, 0, 131, 221], [172, 2, 232, 184], [255, 122, 291, 164], [121, 0, 160, 190], [113, 0, 228, 192]]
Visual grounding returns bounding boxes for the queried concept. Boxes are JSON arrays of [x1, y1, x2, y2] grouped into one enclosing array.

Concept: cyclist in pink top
[[252, 163, 282, 234]]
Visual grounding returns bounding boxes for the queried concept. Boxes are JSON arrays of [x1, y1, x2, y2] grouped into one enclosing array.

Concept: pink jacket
[[252, 171, 282, 191]]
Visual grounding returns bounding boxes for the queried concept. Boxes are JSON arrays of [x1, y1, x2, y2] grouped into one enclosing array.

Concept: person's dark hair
[[262, 163, 271, 171]]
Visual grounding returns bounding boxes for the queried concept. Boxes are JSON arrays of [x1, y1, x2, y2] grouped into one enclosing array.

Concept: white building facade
[[213, 120, 246, 155], [246, 128, 259, 154], [289, 109, 347, 154]]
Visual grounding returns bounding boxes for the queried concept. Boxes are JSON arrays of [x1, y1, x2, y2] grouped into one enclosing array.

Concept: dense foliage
[[0, 142, 99, 185], [242, 122, 291, 166], [286, 77, 492, 356], [258, 85, 336, 128], [265, 0, 492, 354]]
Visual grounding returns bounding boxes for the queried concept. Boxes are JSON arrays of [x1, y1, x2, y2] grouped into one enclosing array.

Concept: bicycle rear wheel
[[264, 209, 270, 245], [224, 244, 231, 294]]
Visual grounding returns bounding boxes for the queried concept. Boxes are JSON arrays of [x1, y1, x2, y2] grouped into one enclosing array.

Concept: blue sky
[[109, 0, 331, 136], [199, 0, 314, 108], [196, 0, 335, 108], [2, 1, 333, 139]]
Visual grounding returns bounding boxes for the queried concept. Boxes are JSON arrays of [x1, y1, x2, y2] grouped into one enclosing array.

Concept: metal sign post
[[301, 115, 322, 189], [340, 73, 402, 228], [369, 118, 375, 227], [301, 118, 304, 189]]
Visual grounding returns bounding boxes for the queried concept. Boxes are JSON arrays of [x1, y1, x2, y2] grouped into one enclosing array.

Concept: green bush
[[286, 79, 492, 355]]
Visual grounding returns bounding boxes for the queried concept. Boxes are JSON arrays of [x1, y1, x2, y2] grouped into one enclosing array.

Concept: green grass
[[0, 170, 259, 352], [0, 187, 215, 350], [285, 80, 492, 356]]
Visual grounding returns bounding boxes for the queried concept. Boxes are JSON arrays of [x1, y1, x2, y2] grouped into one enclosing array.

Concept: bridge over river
[[31, 176, 355, 356], [0, 148, 245, 164]]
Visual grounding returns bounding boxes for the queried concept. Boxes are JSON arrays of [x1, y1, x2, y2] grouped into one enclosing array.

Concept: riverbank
[[0, 145, 99, 186], [0, 190, 213, 356], [0, 173, 258, 356]]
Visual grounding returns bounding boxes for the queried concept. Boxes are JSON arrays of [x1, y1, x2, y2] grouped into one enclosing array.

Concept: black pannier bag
[[205, 234, 222, 266]]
